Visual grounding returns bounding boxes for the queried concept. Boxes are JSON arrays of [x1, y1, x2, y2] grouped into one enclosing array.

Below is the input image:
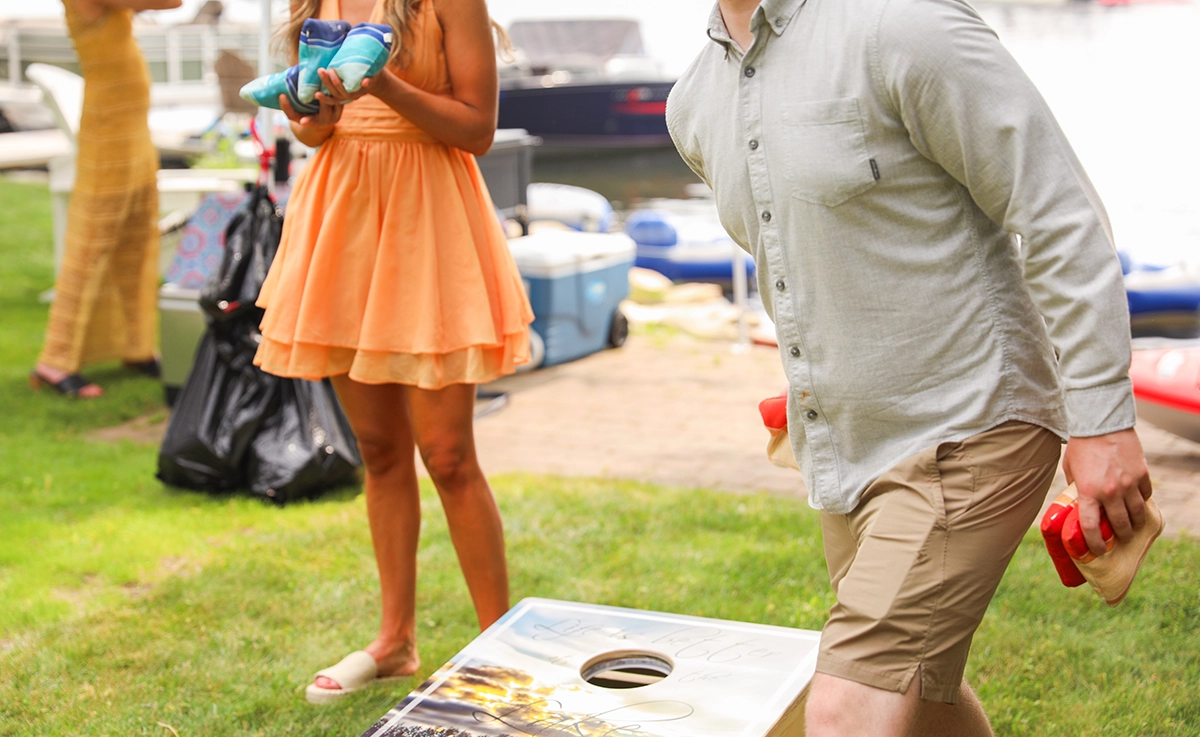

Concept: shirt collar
[[759, 0, 806, 36], [706, 3, 732, 46], [706, 0, 806, 48]]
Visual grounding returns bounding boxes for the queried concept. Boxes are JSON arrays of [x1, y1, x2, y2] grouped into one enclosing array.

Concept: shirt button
[[745, 66, 756, 78], [749, 139, 759, 150], [761, 210, 772, 222], [789, 346, 800, 357], [774, 18, 784, 27], [805, 410, 819, 421], [775, 279, 786, 291]]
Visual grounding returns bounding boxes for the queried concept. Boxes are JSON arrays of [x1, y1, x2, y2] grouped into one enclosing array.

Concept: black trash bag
[[156, 331, 280, 491], [157, 184, 361, 502], [246, 377, 362, 503], [199, 183, 281, 326]]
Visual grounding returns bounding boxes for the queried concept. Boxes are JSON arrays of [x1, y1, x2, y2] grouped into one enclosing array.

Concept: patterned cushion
[[164, 187, 292, 289], [165, 191, 248, 289]]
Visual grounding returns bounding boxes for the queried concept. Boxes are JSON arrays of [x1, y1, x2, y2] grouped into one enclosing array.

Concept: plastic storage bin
[[158, 283, 207, 406], [507, 231, 635, 368], [474, 128, 539, 220]]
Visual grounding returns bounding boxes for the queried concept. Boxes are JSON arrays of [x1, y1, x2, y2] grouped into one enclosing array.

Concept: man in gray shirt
[[667, 0, 1154, 734]]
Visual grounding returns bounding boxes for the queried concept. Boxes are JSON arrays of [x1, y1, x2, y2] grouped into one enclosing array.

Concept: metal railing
[[0, 20, 276, 86]]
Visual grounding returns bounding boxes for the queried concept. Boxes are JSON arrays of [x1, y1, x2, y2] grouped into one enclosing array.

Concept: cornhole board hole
[[360, 597, 821, 737]]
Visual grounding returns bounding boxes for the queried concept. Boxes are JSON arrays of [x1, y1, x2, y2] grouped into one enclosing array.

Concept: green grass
[[2, 176, 1199, 736]]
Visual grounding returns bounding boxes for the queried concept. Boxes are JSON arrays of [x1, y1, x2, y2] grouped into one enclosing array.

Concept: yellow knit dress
[[38, 2, 159, 373]]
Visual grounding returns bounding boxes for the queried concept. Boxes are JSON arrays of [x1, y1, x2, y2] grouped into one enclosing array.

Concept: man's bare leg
[[806, 671, 993, 737]]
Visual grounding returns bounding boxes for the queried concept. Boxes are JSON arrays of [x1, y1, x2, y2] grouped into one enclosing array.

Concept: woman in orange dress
[[255, 0, 533, 703]]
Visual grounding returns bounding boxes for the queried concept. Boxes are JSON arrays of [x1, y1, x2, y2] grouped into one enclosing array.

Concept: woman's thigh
[[406, 383, 480, 477], [330, 376, 416, 470]]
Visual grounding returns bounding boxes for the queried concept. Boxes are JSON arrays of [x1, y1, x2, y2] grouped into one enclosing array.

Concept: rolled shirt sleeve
[[873, 0, 1136, 437]]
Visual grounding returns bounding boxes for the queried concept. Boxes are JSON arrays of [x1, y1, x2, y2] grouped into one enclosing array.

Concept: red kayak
[[1129, 340, 1200, 443]]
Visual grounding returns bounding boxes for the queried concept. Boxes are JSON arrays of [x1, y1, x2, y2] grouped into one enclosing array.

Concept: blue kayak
[[1121, 250, 1200, 339], [625, 208, 756, 284]]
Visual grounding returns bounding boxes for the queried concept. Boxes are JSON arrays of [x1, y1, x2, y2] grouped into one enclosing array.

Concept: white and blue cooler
[[507, 231, 636, 368]]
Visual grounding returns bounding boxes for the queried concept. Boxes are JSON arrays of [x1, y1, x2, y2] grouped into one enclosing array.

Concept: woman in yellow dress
[[255, 0, 533, 702], [30, 0, 182, 398]]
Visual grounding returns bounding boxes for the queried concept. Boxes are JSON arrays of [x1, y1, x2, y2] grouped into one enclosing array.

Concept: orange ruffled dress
[[255, 0, 533, 389]]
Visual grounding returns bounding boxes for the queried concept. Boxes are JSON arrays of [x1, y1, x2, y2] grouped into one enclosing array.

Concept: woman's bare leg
[[318, 375, 422, 689], [408, 383, 510, 629]]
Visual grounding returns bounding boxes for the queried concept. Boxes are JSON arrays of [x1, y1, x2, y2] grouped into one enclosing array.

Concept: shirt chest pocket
[[779, 98, 877, 207]]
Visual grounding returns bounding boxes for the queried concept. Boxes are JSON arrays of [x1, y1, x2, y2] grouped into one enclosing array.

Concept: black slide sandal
[[29, 370, 100, 398]]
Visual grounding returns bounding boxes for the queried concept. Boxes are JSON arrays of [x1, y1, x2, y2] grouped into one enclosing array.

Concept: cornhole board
[[361, 597, 821, 737]]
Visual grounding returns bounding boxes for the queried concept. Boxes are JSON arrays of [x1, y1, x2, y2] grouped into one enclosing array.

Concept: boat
[[1120, 250, 1200, 339], [1129, 338, 1200, 444], [624, 198, 757, 285], [497, 19, 674, 149]]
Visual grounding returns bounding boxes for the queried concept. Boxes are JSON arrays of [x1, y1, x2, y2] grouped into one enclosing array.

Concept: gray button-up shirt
[[666, 0, 1136, 514]]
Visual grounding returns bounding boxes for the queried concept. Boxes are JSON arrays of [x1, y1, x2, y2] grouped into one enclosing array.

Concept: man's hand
[[1062, 428, 1152, 558]]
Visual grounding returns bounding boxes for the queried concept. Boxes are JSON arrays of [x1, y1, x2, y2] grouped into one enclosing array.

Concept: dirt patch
[[51, 574, 104, 616], [157, 556, 201, 578], [86, 411, 168, 446], [121, 581, 153, 598]]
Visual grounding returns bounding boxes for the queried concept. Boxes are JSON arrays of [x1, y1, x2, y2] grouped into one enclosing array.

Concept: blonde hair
[[276, 1, 514, 67], [491, 18, 514, 63]]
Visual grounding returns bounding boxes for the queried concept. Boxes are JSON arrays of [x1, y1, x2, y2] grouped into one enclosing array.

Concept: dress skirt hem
[[254, 331, 530, 390]]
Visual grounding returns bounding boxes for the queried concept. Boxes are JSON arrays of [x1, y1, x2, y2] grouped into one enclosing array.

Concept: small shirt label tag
[[870, 159, 881, 181]]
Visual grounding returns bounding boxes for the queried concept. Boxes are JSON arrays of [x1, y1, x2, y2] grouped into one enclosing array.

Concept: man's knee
[[806, 672, 915, 737]]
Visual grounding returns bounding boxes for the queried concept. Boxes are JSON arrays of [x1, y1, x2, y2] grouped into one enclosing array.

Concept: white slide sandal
[[305, 650, 406, 704]]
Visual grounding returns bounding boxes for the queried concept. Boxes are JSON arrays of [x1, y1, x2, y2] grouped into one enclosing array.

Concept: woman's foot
[[313, 637, 419, 691], [29, 363, 103, 398]]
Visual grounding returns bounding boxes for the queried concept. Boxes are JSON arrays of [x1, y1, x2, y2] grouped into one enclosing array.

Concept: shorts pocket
[[780, 98, 877, 207], [836, 487, 937, 621], [936, 440, 977, 526]]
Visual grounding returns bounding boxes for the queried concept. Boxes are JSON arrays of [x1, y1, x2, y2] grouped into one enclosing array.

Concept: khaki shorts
[[816, 421, 1061, 704]]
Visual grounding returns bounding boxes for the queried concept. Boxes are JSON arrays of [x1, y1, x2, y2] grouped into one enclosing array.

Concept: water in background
[[981, 2, 1200, 267], [530, 2, 1200, 269]]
